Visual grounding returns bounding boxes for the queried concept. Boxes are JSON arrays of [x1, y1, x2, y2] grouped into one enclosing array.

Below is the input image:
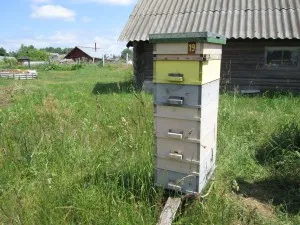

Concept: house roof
[[77, 47, 103, 59], [66, 46, 103, 59], [119, 0, 300, 42]]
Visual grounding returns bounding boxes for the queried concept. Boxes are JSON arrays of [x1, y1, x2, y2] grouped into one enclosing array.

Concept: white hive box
[[155, 145, 217, 194], [154, 101, 219, 141]]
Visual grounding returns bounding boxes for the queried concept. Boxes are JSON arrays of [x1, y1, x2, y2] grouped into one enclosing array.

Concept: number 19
[[188, 42, 196, 54]]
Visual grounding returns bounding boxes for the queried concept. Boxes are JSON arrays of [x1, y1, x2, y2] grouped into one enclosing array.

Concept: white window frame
[[264, 47, 300, 69]]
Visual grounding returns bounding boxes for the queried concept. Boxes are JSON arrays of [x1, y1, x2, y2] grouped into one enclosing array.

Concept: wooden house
[[119, 0, 300, 92], [65, 46, 103, 63]]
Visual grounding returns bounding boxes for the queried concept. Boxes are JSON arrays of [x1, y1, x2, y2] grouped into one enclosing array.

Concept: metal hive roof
[[119, 0, 300, 41]]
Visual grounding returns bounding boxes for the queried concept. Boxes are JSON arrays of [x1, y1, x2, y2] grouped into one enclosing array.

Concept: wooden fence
[[0, 70, 38, 80]]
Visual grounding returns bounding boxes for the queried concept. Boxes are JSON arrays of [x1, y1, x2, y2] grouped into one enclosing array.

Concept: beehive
[[150, 32, 226, 194]]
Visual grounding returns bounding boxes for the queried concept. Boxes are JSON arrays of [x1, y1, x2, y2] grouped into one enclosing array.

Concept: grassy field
[[0, 65, 299, 225]]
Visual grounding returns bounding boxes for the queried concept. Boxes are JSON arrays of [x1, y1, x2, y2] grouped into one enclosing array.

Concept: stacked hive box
[[149, 32, 226, 194]]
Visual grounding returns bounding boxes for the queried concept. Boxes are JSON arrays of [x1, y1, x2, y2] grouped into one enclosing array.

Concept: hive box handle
[[168, 73, 184, 82], [169, 153, 183, 160], [168, 131, 183, 139], [168, 96, 184, 105]]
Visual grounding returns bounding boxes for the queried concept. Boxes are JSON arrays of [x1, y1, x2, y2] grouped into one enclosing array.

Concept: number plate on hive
[[188, 42, 196, 54]]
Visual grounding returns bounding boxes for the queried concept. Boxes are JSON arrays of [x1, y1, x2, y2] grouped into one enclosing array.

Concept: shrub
[[71, 63, 82, 70], [43, 63, 84, 71]]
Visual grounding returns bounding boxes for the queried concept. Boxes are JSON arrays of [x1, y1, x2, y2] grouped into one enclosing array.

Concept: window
[[265, 47, 300, 68]]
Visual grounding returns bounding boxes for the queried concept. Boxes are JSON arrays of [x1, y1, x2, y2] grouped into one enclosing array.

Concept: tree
[[121, 48, 133, 59], [9, 51, 17, 57], [17, 44, 49, 61], [0, 47, 8, 56], [40, 47, 72, 55], [62, 48, 72, 54], [3, 57, 17, 67]]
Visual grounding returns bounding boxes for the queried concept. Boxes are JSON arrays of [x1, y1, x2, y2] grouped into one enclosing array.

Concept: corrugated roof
[[77, 47, 103, 59], [119, 0, 300, 41]]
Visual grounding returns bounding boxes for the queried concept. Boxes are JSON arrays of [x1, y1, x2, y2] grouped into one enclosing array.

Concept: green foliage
[[17, 44, 49, 61], [71, 63, 83, 70], [3, 57, 18, 67], [41, 47, 72, 54], [0, 57, 18, 69], [0, 68, 299, 224], [8, 51, 18, 57], [2, 45, 71, 61], [43, 63, 83, 71], [0, 47, 8, 56], [43, 64, 66, 71], [121, 48, 133, 59]]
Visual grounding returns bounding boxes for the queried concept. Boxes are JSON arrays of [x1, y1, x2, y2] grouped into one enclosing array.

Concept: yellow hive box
[[150, 32, 226, 85], [154, 59, 221, 85]]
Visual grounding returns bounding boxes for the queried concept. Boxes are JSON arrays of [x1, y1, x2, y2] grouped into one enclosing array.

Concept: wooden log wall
[[133, 39, 300, 92], [221, 39, 300, 92], [133, 41, 153, 89], [65, 47, 92, 61]]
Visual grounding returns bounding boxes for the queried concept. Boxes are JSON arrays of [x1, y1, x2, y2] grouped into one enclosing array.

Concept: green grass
[[0, 65, 299, 225]]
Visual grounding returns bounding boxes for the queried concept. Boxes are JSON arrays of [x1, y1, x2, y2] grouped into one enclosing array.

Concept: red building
[[65, 46, 103, 63]]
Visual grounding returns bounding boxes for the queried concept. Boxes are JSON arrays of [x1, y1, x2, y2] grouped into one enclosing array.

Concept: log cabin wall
[[133, 39, 300, 92], [133, 41, 153, 89], [221, 39, 300, 91]]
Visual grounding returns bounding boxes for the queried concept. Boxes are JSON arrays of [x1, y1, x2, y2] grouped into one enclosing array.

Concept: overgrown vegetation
[[0, 45, 72, 60], [0, 61, 86, 71], [0, 57, 18, 68], [256, 122, 300, 184], [0, 65, 299, 224], [43, 63, 83, 71]]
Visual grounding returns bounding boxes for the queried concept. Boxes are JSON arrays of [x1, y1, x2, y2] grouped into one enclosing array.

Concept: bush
[[44, 64, 61, 71], [0, 57, 18, 68], [43, 63, 84, 71], [71, 63, 82, 70]]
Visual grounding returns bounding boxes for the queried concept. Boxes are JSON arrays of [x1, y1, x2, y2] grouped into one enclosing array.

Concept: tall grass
[[0, 65, 299, 224]]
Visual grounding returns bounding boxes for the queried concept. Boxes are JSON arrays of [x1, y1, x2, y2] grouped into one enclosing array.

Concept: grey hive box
[[154, 79, 220, 108], [150, 32, 226, 194]]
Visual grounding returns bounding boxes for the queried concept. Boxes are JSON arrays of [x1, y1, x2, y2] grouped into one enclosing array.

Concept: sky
[[0, 0, 138, 55]]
